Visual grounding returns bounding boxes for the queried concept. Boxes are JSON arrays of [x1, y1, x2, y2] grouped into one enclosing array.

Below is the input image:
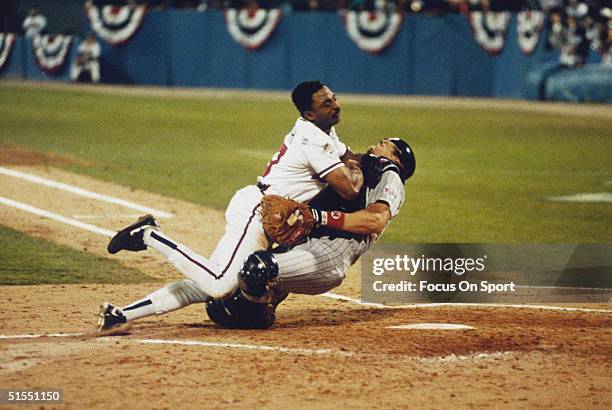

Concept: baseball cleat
[[97, 302, 131, 335], [107, 214, 159, 254]]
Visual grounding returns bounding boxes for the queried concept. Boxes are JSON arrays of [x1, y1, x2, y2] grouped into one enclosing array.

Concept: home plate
[[388, 323, 474, 330]]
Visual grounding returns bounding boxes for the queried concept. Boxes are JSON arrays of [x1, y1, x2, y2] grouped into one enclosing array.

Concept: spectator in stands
[[70, 33, 101, 84], [549, 11, 590, 67], [22, 5, 47, 39], [597, 6, 611, 64]]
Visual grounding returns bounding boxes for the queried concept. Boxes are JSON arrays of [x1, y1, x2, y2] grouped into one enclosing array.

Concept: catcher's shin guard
[[205, 290, 276, 329], [238, 250, 279, 303]]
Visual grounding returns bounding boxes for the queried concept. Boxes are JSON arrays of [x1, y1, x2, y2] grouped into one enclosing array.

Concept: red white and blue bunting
[[86, 4, 147, 46], [225, 8, 282, 50], [469, 11, 511, 55], [516, 11, 545, 55], [33, 35, 72, 74], [343, 11, 403, 54], [0, 33, 16, 70]]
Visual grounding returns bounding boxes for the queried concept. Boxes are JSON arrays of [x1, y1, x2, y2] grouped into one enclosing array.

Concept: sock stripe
[[150, 231, 177, 250], [123, 299, 153, 311]]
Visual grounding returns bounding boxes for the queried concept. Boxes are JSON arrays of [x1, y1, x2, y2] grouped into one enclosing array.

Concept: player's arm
[[312, 169, 403, 235], [341, 202, 391, 234], [341, 148, 363, 163], [323, 160, 363, 200], [311, 202, 391, 235]]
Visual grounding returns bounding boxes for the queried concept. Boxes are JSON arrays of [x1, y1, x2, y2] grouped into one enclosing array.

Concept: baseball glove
[[260, 195, 315, 246]]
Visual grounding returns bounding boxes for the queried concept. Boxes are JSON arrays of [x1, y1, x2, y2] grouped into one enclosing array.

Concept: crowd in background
[[2, 0, 611, 68], [91, 0, 612, 66]]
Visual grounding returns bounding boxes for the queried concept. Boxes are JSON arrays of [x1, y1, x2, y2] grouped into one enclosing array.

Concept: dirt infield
[[0, 147, 611, 408]]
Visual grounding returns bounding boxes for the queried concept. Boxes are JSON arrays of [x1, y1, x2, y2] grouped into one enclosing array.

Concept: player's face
[[367, 140, 401, 164], [304, 86, 341, 132]]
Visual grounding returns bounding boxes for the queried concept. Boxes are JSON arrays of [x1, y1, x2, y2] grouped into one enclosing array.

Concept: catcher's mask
[[385, 138, 416, 182]]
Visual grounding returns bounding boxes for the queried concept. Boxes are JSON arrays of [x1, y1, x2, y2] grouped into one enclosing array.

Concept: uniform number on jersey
[[262, 144, 288, 177]]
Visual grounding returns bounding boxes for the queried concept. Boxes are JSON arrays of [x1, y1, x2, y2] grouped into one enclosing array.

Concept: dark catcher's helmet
[[386, 138, 416, 182]]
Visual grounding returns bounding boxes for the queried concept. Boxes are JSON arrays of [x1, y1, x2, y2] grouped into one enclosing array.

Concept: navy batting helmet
[[386, 138, 416, 182]]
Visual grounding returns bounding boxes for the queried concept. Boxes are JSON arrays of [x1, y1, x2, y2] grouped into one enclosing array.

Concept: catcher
[[206, 138, 415, 329]]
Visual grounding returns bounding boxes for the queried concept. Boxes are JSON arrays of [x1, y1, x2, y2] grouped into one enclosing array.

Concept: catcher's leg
[[142, 185, 269, 299], [236, 237, 366, 305], [206, 288, 288, 329], [271, 237, 368, 295]]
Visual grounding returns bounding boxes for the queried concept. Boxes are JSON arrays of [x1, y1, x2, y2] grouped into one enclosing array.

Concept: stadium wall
[[0, 10, 582, 99], [129, 10, 560, 98]]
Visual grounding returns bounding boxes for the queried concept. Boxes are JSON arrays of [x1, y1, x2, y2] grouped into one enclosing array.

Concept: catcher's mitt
[[260, 195, 315, 246]]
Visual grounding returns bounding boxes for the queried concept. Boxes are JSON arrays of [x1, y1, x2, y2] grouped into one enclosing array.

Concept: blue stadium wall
[[1, 10, 576, 99]]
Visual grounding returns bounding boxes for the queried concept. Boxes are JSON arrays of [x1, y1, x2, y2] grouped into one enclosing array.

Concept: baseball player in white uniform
[[22, 6, 47, 39], [98, 81, 363, 332], [70, 33, 101, 83]]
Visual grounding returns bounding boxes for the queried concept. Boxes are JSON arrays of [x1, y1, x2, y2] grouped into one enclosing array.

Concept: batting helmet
[[386, 138, 416, 182]]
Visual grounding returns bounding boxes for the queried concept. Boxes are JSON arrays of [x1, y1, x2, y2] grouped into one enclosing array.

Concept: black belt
[[256, 181, 269, 194]]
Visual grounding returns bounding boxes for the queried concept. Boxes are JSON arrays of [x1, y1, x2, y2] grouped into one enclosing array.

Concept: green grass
[[0, 84, 611, 243], [0, 224, 156, 285]]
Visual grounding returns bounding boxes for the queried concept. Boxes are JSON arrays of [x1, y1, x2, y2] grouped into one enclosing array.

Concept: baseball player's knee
[[309, 269, 345, 294], [205, 290, 276, 329], [165, 280, 208, 305], [238, 250, 279, 302]]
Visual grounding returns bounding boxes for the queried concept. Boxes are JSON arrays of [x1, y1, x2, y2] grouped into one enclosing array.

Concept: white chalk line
[[0, 166, 174, 218], [0, 196, 116, 237], [0, 333, 83, 339], [0, 333, 352, 357], [72, 214, 146, 220], [546, 192, 612, 203], [0, 333, 516, 363], [136, 338, 353, 356], [416, 351, 515, 364], [320, 292, 612, 313]]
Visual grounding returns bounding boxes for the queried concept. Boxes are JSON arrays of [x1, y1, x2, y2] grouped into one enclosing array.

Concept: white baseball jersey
[[23, 14, 47, 38], [258, 117, 348, 203], [366, 170, 404, 218], [77, 40, 101, 63]]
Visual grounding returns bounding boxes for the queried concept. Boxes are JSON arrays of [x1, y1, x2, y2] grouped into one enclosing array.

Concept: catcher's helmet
[[385, 138, 416, 182]]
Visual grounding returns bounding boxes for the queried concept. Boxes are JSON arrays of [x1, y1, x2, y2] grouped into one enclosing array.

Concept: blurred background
[[0, 0, 610, 102]]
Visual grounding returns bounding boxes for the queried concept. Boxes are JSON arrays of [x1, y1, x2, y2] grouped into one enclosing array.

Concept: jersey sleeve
[[329, 128, 348, 158], [335, 140, 348, 158], [368, 171, 405, 217], [300, 137, 344, 180]]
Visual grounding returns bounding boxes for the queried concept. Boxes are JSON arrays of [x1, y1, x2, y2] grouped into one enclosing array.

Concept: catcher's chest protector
[[308, 185, 367, 213]]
